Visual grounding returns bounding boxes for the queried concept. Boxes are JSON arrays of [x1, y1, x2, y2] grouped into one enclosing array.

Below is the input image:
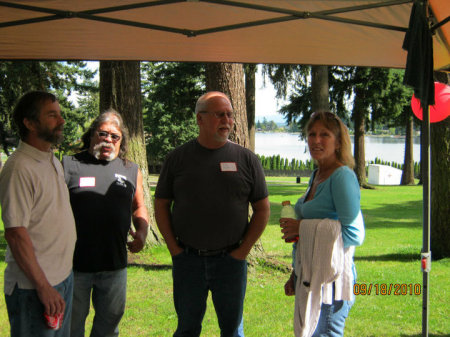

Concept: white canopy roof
[[0, 0, 448, 69]]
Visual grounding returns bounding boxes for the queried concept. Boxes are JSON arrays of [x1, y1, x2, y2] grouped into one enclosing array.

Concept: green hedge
[[257, 154, 315, 173], [258, 154, 421, 178]]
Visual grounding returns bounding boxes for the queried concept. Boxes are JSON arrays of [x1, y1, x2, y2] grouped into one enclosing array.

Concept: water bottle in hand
[[280, 200, 299, 243]]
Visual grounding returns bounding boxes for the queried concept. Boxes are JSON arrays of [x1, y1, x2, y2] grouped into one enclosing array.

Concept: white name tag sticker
[[79, 177, 96, 187], [220, 162, 237, 172]]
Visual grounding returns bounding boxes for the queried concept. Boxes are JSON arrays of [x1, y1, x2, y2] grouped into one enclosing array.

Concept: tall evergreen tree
[[244, 64, 257, 152], [430, 72, 450, 258], [205, 62, 265, 262], [271, 65, 415, 186], [141, 62, 204, 170], [0, 61, 97, 155], [205, 63, 248, 147]]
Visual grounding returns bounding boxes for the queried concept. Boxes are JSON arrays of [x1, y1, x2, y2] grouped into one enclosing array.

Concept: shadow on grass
[[268, 184, 307, 198], [362, 199, 422, 229], [400, 333, 448, 337], [128, 263, 172, 271], [268, 198, 422, 230], [358, 333, 442, 337], [0, 229, 6, 260], [354, 252, 420, 262], [267, 184, 422, 230]]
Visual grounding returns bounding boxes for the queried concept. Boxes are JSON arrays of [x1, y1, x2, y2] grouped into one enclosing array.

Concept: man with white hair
[[62, 110, 149, 337], [155, 91, 270, 337]]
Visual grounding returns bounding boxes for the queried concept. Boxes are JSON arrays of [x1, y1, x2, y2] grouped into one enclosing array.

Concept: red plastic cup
[[44, 313, 63, 330]]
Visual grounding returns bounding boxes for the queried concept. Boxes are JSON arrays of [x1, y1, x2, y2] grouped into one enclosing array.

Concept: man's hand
[[228, 247, 247, 261], [127, 229, 146, 253], [169, 245, 184, 257], [36, 283, 66, 315]]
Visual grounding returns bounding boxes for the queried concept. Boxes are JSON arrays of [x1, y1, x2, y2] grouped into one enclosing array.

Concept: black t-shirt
[[155, 140, 268, 250], [63, 151, 138, 272]]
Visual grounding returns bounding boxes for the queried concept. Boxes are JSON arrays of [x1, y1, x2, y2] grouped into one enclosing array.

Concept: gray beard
[[92, 142, 116, 161]]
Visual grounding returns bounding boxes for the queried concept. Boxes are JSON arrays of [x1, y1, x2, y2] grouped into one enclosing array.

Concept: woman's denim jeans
[[311, 297, 354, 337]]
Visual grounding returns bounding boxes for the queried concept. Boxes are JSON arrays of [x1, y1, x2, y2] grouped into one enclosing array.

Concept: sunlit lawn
[[0, 178, 448, 336]]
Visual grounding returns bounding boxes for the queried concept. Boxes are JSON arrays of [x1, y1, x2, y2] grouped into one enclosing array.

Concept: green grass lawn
[[0, 179, 449, 336]]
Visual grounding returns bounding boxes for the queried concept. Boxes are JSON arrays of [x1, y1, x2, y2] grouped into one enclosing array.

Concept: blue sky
[[255, 67, 287, 124]]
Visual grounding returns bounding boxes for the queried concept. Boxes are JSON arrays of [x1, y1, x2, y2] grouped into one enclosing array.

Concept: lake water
[[255, 132, 421, 163]]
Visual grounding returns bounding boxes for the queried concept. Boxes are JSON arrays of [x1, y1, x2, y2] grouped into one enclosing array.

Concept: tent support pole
[[422, 104, 431, 337]]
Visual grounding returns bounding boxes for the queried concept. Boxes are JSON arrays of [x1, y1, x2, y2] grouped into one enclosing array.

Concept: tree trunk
[[352, 90, 367, 186], [245, 64, 257, 152], [430, 73, 450, 259], [311, 65, 329, 112], [99, 61, 161, 245], [430, 116, 450, 258], [205, 63, 248, 147], [205, 62, 265, 264], [401, 113, 415, 185]]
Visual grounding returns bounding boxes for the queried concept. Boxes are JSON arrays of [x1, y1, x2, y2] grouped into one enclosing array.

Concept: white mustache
[[92, 142, 116, 161], [94, 142, 114, 151]]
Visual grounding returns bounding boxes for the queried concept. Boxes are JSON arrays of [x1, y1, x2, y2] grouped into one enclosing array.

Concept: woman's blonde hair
[[305, 111, 355, 169]]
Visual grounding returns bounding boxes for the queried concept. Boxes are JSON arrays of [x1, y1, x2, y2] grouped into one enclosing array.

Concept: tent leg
[[421, 105, 431, 337]]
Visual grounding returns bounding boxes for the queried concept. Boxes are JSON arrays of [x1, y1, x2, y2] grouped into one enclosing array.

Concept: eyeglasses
[[199, 110, 234, 120], [96, 131, 121, 142]]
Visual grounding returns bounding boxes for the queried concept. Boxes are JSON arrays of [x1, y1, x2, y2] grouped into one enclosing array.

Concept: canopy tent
[[1, 1, 449, 336], [0, 0, 448, 70]]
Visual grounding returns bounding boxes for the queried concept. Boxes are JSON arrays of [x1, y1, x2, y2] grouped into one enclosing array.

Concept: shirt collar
[[18, 140, 54, 163]]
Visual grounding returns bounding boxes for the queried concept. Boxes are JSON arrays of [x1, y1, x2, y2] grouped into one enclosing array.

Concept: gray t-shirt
[[155, 139, 268, 250]]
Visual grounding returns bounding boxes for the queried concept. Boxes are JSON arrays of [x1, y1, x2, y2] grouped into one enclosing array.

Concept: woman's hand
[[284, 271, 295, 296], [279, 218, 300, 241]]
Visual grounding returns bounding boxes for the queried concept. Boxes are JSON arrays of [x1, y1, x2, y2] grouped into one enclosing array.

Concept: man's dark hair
[[81, 109, 129, 160], [13, 91, 57, 140]]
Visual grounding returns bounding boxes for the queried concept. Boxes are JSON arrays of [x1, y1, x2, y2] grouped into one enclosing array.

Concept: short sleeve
[[154, 152, 175, 200], [248, 153, 268, 203], [0, 165, 34, 229]]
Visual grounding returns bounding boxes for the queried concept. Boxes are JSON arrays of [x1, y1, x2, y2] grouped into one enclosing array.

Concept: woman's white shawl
[[294, 219, 355, 337]]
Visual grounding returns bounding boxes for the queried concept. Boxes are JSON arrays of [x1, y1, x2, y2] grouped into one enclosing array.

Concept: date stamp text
[[353, 283, 422, 296]]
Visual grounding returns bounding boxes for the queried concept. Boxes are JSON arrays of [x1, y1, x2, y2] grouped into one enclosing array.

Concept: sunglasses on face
[[96, 131, 121, 142]]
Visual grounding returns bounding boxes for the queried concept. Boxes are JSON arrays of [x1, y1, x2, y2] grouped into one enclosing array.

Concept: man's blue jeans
[[172, 251, 247, 337], [5, 272, 74, 337], [70, 268, 127, 337]]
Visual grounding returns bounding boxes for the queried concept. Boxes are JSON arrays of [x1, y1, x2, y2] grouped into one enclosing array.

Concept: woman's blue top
[[294, 166, 365, 248]]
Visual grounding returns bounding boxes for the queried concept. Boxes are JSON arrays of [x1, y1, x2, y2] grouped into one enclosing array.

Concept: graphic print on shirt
[[115, 173, 128, 187]]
